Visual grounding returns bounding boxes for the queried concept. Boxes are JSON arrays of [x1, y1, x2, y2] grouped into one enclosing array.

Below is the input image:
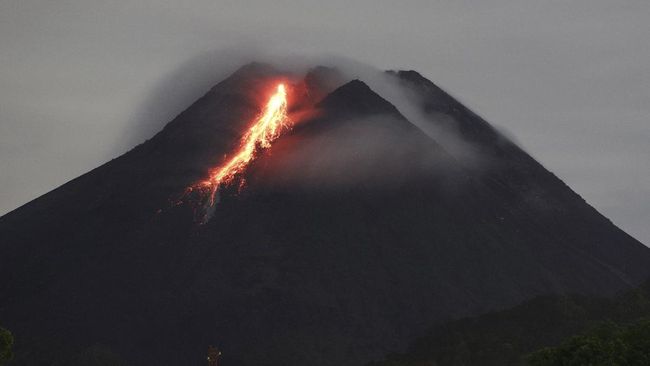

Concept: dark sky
[[1, 1, 648, 245]]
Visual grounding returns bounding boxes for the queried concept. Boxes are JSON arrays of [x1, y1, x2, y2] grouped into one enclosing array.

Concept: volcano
[[1, 63, 649, 366]]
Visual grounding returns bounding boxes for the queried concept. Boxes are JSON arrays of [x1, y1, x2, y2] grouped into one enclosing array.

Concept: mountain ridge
[[1, 62, 648, 366]]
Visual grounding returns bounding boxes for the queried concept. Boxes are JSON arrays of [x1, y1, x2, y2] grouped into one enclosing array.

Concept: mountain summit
[[1, 63, 648, 366]]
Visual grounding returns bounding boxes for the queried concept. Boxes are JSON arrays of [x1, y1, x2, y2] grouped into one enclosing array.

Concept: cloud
[[253, 114, 457, 190]]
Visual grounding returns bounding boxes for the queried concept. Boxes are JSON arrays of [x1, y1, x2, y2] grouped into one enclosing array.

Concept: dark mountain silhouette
[[1, 63, 649, 366]]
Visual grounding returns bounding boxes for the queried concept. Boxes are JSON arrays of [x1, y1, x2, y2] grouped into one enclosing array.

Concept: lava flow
[[189, 82, 291, 218]]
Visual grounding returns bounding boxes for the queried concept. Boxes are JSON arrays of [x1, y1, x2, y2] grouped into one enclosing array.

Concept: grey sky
[[1, 1, 649, 245]]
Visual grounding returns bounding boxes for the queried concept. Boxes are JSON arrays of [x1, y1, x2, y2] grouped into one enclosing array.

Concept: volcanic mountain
[[1, 63, 649, 366]]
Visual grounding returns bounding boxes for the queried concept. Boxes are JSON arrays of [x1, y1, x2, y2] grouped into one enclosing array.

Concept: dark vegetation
[[367, 281, 650, 366], [0, 327, 13, 365], [527, 318, 650, 366]]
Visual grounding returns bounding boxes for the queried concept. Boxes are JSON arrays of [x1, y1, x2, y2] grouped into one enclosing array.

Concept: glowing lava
[[198, 83, 290, 207]]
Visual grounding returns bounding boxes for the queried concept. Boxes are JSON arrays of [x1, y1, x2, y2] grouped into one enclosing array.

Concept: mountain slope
[[0, 63, 648, 366], [390, 70, 650, 285]]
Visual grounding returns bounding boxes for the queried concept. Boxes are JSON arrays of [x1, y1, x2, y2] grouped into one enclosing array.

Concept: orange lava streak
[[202, 83, 289, 205]]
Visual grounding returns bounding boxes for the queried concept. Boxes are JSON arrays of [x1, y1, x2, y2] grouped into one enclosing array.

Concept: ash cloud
[[125, 50, 487, 179], [276, 55, 487, 168], [122, 50, 492, 197], [250, 114, 462, 192], [122, 46, 265, 148], [333, 60, 486, 168]]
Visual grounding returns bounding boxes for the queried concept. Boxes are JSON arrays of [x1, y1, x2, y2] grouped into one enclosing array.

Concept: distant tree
[[526, 318, 650, 366], [0, 326, 13, 365]]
